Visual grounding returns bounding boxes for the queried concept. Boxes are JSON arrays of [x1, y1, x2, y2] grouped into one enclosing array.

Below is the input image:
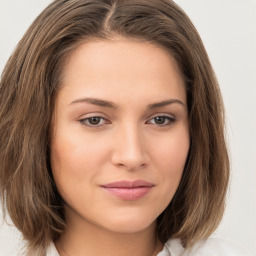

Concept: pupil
[[155, 116, 165, 124], [89, 117, 100, 125]]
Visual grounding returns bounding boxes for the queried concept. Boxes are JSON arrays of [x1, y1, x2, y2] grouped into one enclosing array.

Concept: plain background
[[0, 0, 255, 255]]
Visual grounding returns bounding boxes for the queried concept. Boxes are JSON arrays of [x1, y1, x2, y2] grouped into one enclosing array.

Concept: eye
[[79, 116, 108, 127], [147, 115, 176, 126]]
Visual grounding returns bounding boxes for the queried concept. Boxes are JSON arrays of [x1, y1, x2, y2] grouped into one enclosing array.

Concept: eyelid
[[77, 112, 176, 127], [147, 113, 175, 120], [78, 113, 111, 127], [77, 111, 108, 119], [146, 113, 176, 126]]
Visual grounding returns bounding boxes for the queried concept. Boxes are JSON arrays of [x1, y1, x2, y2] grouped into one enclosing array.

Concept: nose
[[111, 124, 149, 171]]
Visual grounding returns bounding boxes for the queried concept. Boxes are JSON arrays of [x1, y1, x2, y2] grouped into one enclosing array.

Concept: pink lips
[[101, 180, 154, 201]]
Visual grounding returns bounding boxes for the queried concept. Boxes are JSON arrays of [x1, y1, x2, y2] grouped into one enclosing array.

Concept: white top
[[45, 238, 252, 256]]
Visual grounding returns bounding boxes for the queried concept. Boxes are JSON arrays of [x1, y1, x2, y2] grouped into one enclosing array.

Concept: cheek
[[51, 136, 83, 179], [50, 132, 97, 207], [152, 126, 190, 195], [51, 128, 106, 175], [155, 127, 189, 171], [50, 127, 115, 207], [50, 131, 100, 198]]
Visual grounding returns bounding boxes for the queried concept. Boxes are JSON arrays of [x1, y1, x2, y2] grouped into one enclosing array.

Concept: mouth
[[101, 180, 155, 201]]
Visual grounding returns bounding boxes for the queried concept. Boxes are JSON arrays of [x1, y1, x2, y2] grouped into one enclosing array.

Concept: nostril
[[115, 162, 148, 172], [110, 129, 149, 171]]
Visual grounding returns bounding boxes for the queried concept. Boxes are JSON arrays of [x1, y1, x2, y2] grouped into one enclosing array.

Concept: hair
[[0, 0, 229, 254]]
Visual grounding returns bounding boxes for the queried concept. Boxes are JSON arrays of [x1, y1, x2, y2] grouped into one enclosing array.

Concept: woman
[[0, 0, 251, 255]]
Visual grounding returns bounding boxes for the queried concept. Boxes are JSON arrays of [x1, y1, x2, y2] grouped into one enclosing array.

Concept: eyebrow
[[70, 97, 185, 109], [70, 98, 118, 109], [147, 99, 185, 109]]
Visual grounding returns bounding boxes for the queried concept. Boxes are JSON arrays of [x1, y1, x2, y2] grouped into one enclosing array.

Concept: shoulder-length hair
[[0, 0, 229, 253]]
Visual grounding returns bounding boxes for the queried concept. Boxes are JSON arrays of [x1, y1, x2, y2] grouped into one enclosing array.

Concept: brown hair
[[0, 0, 229, 253]]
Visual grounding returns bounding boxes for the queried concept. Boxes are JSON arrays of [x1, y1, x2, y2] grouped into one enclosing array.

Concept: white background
[[0, 0, 255, 255]]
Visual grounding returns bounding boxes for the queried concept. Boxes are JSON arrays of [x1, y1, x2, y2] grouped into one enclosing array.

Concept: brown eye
[[79, 116, 107, 127], [147, 115, 176, 126], [88, 117, 101, 125], [154, 116, 167, 125]]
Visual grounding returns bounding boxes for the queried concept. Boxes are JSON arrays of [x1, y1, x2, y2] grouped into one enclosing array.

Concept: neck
[[55, 208, 163, 256]]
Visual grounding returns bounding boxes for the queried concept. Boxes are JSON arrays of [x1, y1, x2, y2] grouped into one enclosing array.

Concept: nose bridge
[[112, 121, 147, 170]]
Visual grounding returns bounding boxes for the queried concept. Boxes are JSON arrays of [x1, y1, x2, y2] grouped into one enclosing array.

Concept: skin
[[51, 38, 190, 256]]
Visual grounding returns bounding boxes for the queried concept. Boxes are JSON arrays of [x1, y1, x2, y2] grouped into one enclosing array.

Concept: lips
[[101, 180, 154, 201]]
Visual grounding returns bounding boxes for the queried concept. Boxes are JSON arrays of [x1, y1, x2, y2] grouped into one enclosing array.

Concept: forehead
[[58, 39, 186, 106], [62, 39, 182, 78]]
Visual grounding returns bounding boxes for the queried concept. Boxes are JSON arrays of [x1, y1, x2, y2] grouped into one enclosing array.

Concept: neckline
[[46, 238, 184, 256]]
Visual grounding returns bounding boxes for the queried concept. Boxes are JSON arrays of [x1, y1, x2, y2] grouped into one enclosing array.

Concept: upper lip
[[101, 180, 154, 188]]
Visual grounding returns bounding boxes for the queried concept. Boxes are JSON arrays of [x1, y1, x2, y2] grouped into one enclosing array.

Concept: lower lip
[[102, 187, 153, 200]]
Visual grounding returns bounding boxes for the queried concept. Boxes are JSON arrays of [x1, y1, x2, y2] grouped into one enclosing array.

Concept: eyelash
[[79, 116, 109, 127], [146, 115, 176, 126], [79, 115, 176, 128]]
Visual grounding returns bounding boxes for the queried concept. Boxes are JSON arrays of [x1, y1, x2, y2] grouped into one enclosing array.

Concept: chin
[[99, 213, 157, 234]]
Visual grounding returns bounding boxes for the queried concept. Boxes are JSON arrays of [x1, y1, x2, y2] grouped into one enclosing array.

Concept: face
[[50, 39, 190, 235]]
